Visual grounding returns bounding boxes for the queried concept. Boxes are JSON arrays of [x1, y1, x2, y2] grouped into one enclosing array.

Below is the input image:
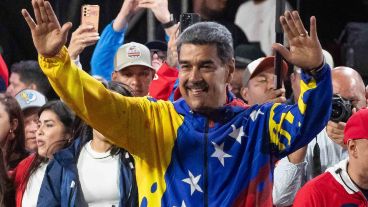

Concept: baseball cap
[[15, 89, 47, 111], [344, 108, 368, 144], [322, 49, 334, 68], [243, 56, 288, 86], [145, 40, 168, 52], [114, 42, 154, 71], [235, 43, 265, 68]]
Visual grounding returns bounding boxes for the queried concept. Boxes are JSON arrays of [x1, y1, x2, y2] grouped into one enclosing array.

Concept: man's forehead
[[179, 43, 217, 51], [333, 78, 363, 94], [354, 138, 368, 145], [9, 73, 20, 80], [120, 66, 151, 73], [23, 108, 39, 119], [251, 66, 275, 78], [333, 83, 365, 105], [179, 44, 218, 59]]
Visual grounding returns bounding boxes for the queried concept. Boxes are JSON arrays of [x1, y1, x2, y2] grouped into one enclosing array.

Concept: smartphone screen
[[81, 5, 100, 32], [180, 13, 201, 33]]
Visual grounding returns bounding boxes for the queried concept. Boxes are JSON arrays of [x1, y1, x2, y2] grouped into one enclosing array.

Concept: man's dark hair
[[177, 22, 234, 64], [10, 60, 51, 96]]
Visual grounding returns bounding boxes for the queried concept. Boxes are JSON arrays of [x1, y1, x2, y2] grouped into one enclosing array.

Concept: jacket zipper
[[204, 119, 209, 207], [68, 180, 76, 207]]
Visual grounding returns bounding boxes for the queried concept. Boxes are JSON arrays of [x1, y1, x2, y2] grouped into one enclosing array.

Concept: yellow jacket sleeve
[[38, 47, 183, 157]]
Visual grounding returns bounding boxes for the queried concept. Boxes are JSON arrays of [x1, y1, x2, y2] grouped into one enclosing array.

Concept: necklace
[[84, 141, 112, 160]]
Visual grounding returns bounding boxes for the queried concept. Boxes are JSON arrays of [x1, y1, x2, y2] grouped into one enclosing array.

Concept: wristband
[[162, 14, 175, 29]]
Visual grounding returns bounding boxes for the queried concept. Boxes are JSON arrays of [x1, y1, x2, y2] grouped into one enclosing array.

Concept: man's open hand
[[22, 0, 72, 57]]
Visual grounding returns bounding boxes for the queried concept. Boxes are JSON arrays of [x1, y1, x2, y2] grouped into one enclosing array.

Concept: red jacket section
[[148, 62, 178, 100], [13, 154, 36, 207], [294, 159, 368, 207]]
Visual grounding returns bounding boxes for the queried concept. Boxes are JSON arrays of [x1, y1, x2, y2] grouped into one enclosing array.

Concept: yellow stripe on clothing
[[39, 46, 184, 206], [298, 78, 317, 115]]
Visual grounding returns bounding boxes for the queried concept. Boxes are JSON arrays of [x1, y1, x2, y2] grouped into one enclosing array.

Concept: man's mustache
[[185, 81, 209, 90]]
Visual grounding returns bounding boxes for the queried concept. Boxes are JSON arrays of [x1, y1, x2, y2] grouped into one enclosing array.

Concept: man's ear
[[226, 58, 235, 83], [348, 140, 358, 158], [241, 87, 249, 102], [150, 69, 156, 80], [111, 71, 117, 81], [29, 83, 37, 90]]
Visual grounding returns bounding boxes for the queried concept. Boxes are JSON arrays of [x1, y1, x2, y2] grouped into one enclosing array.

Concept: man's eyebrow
[[178, 60, 191, 64], [179, 60, 214, 64], [198, 60, 214, 65]]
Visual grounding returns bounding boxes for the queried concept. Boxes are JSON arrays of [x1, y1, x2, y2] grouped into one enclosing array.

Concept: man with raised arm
[[22, 0, 332, 206]]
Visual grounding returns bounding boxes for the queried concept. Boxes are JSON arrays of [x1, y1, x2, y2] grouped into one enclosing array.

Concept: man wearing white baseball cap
[[240, 56, 288, 105], [112, 42, 155, 97], [15, 89, 47, 152]]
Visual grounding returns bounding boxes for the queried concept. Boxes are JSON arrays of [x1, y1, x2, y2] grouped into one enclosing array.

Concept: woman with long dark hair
[[0, 93, 28, 171], [13, 100, 75, 207], [0, 149, 15, 207], [38, 81, 138, 207]]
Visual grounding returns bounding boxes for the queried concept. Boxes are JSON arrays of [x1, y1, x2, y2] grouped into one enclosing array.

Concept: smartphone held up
[[179, 13, 201, 33], [81, 4, 100, 32]]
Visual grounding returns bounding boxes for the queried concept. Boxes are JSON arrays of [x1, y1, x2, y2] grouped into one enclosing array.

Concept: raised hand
[[68, 25, 100, 60], [166, 23, 180, 68], [113, 0, 141, 31], [119, 0, 141, 19], [21, 0, 72, 57], [138, 0, 170, 24], [266, 88, 287, 104], [326, 121, 346, 147], [272, 11, 323, 70]]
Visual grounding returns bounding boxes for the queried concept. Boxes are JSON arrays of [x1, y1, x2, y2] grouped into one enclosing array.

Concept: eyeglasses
[[150, 49, 167, 60]]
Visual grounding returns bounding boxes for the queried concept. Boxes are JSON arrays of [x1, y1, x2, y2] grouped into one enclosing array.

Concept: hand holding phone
[[81, 5, 100, 32]]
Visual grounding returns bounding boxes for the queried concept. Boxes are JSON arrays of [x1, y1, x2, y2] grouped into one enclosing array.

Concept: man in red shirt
[[294, 108, 368, 206]]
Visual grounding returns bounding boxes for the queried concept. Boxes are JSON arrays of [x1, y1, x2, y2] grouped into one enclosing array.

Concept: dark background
[[1, 0, 367, 82]]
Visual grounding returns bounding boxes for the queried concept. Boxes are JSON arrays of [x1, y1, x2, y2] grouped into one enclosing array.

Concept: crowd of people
[[0, 0, 367, 206]]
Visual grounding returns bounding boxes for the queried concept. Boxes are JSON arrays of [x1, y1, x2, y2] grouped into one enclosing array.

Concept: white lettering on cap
[[127, 46, 141, 59]]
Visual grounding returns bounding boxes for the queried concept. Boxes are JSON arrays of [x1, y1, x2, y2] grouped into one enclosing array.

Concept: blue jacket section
[[90, 22, 126, 81], [159, 65, 332, 206], [37, 138, 137, 207]]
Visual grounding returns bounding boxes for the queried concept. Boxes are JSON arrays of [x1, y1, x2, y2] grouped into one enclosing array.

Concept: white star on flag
[[173, 201, 186, 207], [182, 170, 203, 195], [229, 125, 245, 144], [250, 109, 264, 121], [211, 142, 232, 166]]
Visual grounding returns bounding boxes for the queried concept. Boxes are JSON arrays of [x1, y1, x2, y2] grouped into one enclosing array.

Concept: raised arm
[[138, 0, 177, 36], [90, 0, 140, 80], [22, 0, 181, 155], [268, 11, 332, 157], [68, 24, 100, 68]]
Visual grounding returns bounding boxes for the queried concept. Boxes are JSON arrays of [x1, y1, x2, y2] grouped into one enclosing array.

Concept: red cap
[[243, 56, 288, 85], [344, 108, 368, 144]]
